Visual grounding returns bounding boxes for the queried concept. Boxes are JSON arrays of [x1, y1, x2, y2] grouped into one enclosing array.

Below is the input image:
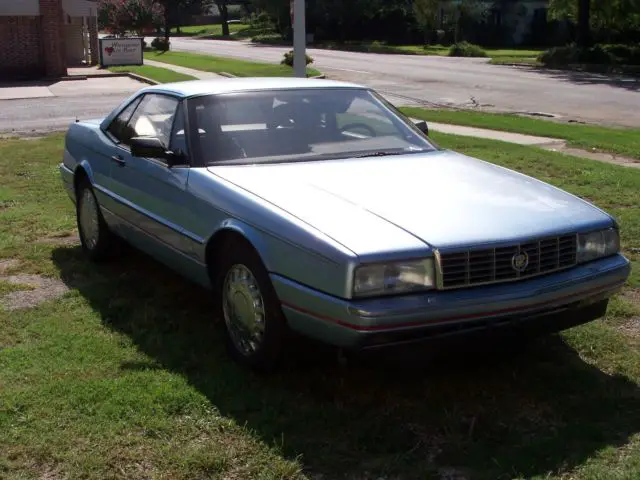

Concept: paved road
[[166, 37, 640, 128], [0, 77, 140, 136]]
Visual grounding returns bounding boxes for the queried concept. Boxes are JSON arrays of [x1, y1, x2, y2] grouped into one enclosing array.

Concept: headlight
[[353, 258, 435, 297], [577, 228, 620, 264]]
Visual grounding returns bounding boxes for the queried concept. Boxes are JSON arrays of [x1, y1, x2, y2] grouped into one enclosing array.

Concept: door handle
[[110, 155, 126, 167]]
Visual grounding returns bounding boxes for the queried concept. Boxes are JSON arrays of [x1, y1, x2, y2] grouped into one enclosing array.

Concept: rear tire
[[213, 240, 288, 373], [76, 179, 118, 262]]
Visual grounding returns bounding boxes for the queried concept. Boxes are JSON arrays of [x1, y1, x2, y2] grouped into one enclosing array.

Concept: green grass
[[0, 280, 34, 295], [171, 22, 247, 38], [108, 65, 196, 83], [145, 50, 321, 78], [0, 133, 639, 479], [402, 107, 640, 159]]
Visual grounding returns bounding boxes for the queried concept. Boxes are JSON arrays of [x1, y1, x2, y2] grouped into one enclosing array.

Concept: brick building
[[0, 0, 99, 80]]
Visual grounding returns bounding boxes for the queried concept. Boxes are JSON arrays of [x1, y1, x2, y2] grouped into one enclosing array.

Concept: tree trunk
[[217, 2, 230, 36], [576, 0, 591, 47], [164, 5, 171, 43]]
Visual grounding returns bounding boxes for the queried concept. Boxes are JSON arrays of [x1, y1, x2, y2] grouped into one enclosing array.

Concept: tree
[[153, 0, 213, 43], [216, 1, 230, 36], [413, 0, 439, 43], [549, 0, 640, 45], [440, 0, 486, 43], [98, 0, 163, 36], [576, 0, 591, 46]]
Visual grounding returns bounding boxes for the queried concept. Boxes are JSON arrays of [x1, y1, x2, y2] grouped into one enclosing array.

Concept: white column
[[292, 0, 306, 78]]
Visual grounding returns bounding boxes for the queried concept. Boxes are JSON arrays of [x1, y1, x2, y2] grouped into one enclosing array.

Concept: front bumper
[[272, 254, 631, 349]]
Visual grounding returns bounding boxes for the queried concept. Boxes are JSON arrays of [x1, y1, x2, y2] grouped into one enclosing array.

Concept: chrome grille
[[438, 234, 577, 289]]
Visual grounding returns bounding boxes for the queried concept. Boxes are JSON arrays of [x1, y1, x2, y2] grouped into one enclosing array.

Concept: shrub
[[601, 44, 640, 65], [448, 42, 487, 58], [251, 33, 283, 44], [281, 50, 314, 67], [151, 37, 170, 51], [538, 43, 640, 66]]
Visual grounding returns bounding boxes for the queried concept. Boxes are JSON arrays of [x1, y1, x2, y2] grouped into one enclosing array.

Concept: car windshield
[[186, 87, 437, 165]]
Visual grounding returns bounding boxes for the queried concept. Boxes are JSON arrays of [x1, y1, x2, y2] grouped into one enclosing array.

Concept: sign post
[[98, 37, 144, 68], [292, 0, 306, 78]]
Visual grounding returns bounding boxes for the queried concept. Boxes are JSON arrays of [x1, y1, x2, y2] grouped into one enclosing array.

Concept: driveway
[[0, 77, 142, 136], [165, 37, 640, 128]]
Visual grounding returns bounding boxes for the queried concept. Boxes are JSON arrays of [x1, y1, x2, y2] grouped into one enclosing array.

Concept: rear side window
[[107, 96, 142, 144]]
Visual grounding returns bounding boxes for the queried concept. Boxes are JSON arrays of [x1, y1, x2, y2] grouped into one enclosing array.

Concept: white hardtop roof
[[141, 77, 366, 98]]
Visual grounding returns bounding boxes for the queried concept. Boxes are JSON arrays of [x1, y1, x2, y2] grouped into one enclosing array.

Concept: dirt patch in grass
[[37, 234, 80, 246], [542, 144, 640, 169], [0, 274, 69, 311], [0, 259, 21, 274], [618, 317, 640, 338], [623, 288, 640, 307]]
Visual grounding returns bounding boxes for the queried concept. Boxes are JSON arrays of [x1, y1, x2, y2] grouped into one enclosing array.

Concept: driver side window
[[126, 94, 179, 149]]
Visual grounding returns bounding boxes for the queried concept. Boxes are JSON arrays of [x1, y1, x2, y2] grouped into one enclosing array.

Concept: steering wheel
[[339, 122, 377, 138]]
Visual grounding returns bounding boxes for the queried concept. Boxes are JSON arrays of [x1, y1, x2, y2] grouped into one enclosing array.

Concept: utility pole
[[292, 0, 306, 78]]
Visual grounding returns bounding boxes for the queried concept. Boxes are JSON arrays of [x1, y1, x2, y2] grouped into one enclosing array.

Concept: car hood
[[207, 151, 613, 256]]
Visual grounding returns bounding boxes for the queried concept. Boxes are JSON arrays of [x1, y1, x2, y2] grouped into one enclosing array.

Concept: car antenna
[[75, 116, 79, 123]]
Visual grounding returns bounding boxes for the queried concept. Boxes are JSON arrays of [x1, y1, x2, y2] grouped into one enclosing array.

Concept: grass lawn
[[108, 65, 196, 83], [145, 50, 321, 78], [0, 133, 639, 479], [402, 107, 640, 160], [171, 22, 247, 38], [355, 44, 541, 63]]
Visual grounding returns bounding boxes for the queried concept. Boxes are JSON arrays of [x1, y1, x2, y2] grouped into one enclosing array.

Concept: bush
[[538, 44, 608, 65], [538, 44, 640, 66], [448, 42, 487, 58], [281, 50, 314, 67], [151, 37, 170, 51], [601, 44, 640, 65], [251, 33, 284, 45]]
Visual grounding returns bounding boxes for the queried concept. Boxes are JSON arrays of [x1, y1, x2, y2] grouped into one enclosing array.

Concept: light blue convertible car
[[60, 77, 631, 371]]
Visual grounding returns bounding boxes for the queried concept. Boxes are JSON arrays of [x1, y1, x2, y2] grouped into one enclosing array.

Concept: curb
[[126, 72, 159, 85], [217, 72, 327, 79], [59, 72, 133, 81]]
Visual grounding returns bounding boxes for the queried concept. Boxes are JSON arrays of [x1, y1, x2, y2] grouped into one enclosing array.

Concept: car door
[[103, 93, 192, 255]]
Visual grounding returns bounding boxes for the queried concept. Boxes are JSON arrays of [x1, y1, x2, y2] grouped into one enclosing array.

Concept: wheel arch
[[204, 220, 274, 283], [73, 160, 94, 198]]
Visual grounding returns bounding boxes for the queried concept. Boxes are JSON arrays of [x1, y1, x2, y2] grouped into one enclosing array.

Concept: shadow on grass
[[52, 245, 640, 479]]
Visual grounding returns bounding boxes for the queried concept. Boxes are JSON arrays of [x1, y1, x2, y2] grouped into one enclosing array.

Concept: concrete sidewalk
[[423, 121, 560, 146], [144, 59, 223, 80]]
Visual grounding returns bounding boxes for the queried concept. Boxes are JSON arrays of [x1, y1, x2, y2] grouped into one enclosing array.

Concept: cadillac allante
[[59, 78, 631, 371]]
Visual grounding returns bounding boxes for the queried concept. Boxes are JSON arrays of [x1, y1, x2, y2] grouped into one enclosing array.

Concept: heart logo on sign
[[105, 47, 114, 56]]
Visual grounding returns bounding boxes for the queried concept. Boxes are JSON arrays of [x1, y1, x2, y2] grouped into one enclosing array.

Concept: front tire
[[214, 241, 288, 372], [76, 180, 117, 262]]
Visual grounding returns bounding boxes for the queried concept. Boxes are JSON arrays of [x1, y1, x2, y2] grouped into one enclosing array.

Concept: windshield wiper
[[351, 149, 424, 159]]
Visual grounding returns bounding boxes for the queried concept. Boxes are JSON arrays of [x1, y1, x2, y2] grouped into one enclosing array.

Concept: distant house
[[0, 0, 99, 80], [438, 0, 550, 46]]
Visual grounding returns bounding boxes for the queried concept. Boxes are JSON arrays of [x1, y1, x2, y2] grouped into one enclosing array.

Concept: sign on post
[[99, 37, 144, 67]]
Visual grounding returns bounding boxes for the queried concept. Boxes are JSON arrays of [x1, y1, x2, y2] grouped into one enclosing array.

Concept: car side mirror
[[412, 119, 429, 136], [130, 137, 186, 167], [130, 136, 169, 159]]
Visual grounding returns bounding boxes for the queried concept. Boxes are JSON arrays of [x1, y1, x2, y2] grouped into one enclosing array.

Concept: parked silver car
[[60, 78, 631, 371]]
